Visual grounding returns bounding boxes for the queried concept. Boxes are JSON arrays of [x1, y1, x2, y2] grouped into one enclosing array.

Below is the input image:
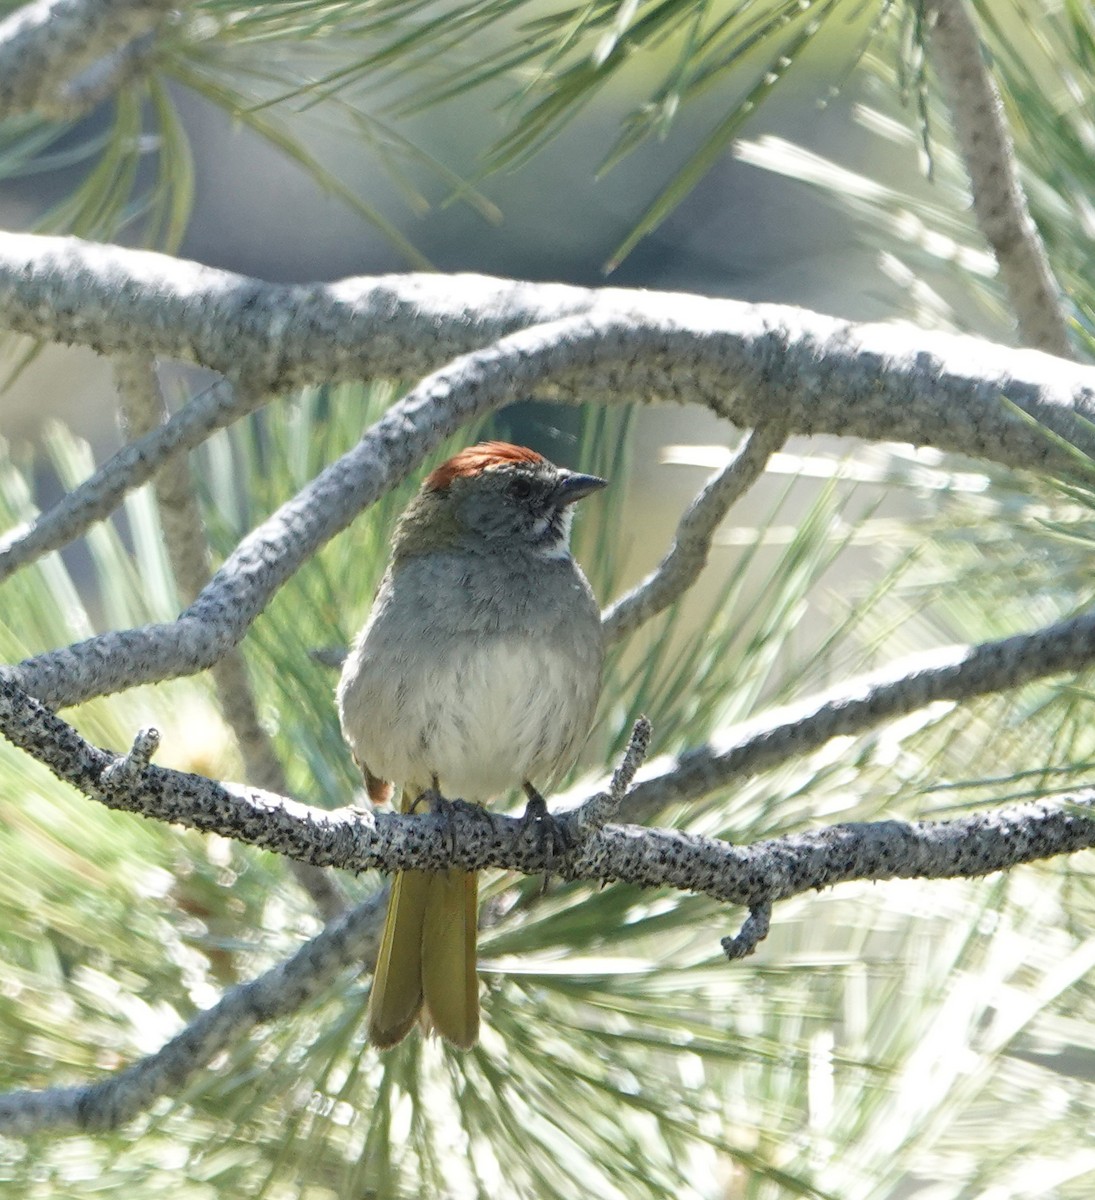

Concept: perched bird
[[338, 441, 606, 1049]]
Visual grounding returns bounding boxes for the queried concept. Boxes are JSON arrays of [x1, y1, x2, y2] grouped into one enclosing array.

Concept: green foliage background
[[2, 1, 1095, 1197]]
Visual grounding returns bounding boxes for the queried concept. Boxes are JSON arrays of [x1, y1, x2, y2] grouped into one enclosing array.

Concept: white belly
[[340, 633, 595, 803]]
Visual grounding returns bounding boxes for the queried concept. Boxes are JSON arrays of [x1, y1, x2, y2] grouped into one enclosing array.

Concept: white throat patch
[[532, 506, 574, 559]]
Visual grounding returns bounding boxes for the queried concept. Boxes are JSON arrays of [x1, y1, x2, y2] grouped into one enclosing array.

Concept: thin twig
[[112, 355, 348, 920], [99, 724, 158, 787], [0, 0, 172, 120], [924, 0, 1071, 356], [8, 307, 1095, 710], [1, 677, 1094, 1134], [602, 425, 788, 643], [0, 890, 386, 1135], [722, 902, 772, 961], [571, 716, 653, 835], [0, 377, 255, 585]]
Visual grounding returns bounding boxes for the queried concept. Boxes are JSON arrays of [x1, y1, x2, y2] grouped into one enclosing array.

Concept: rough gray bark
[[0, 0, 1088, 1141], [113, 355, 349, 920], [0, 0, 172, 119], [0, 676, 1092, 1135], [1, 254, 1094, 711], [925, 0, 1071, 355]]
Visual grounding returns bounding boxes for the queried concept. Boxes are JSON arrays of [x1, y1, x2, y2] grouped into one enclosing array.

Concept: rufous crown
[[426, 442, 545, 491]]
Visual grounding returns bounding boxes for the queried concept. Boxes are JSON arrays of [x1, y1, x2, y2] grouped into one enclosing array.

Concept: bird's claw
[[519, 783, 574, 886], [412, 787, 490, 862]]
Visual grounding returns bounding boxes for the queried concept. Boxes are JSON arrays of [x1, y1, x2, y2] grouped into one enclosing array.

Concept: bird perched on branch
[[338, 441, 606, 1049]]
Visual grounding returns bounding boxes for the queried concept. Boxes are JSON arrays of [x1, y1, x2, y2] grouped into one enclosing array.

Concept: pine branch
[[0, 678, 1092, 1134], [8, 676, 1091, 926], [0, 253, 1093, 709], [0, 376, 253, 585], [0, 0, 172, 120], [0, 235, 1089, 432], [602, 424, 789, 643], [621, 628, 1095, 824], [924, 0, 1072, 355], [112, 357, 350, 920]]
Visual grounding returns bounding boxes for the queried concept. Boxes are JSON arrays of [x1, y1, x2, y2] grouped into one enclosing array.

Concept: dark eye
[[508, 477, 533, 501]]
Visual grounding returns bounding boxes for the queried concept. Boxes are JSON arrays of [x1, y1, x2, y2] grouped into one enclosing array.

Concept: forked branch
[[0, 682, 1093, 1134]]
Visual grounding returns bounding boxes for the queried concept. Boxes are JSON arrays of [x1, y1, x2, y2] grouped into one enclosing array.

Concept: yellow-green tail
[[367, 868, 479, 1049]]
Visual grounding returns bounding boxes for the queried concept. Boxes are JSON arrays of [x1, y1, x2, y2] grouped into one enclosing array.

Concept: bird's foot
[[412, 785, 489, 862], [408, 782, 438, 814], [410, 783, 453, 858], [518, 782, 574, 883]]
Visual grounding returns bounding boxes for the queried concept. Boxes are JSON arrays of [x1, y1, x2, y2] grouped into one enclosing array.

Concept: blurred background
[[3, 2, 1095, 1197], [1, 0, 1009, 667]]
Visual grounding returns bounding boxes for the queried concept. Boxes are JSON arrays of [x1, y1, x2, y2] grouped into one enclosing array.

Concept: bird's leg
[[409, 776, 456, 859], [518, 781, 574, 879], [413, 776, 490, 862]]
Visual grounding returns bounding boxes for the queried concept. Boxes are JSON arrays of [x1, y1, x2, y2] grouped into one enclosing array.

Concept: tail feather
[[367, 868, 480, 1050], [367, 869, 430, 1049], [422, 869, 479, 1049]]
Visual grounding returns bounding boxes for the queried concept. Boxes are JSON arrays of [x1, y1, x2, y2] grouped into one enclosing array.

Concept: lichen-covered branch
[[112, 356, 348, 920], [0, 234, 1091, 596], [2, 673, 1093, 905], [0, 0, 172, 120], [924, 0, 1071, 356], [0, 235, 1090, 428], [7, 300, 1095, 709], [0, 234, 602, 386], [621, 625, 1095, 823], [602, 424, 788, 642], [0, 674, 1093, 1134]]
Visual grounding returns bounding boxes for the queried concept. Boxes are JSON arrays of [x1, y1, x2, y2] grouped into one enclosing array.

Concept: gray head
[[399, 441, 606, 560]]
